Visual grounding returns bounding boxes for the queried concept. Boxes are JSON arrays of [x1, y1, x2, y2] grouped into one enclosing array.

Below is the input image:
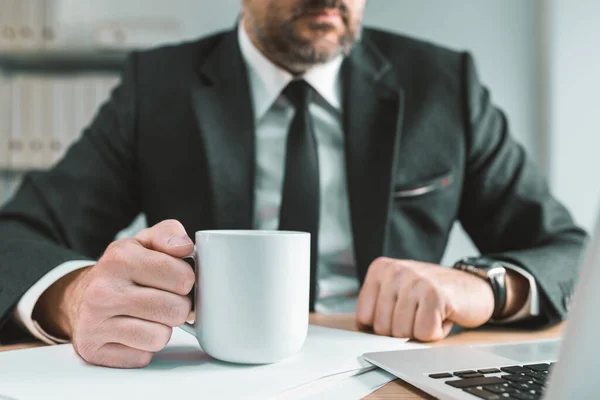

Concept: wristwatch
[[453, 257, 507, 320]]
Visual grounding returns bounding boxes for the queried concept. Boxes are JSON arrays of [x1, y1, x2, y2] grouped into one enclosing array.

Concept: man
[[0, 0, 586, 369]]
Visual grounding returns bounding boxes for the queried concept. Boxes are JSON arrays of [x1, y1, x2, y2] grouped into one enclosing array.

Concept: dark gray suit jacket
[[0, 27, 587, 343]]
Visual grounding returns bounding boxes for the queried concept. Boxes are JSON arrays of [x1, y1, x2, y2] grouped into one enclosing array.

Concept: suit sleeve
[[0, 54, 141, 343], [458, 52, 587, 326]]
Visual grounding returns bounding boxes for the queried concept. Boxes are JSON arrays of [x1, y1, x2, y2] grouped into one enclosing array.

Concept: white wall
[[54, 1, 540, 262], [547, 0, 600, 232]]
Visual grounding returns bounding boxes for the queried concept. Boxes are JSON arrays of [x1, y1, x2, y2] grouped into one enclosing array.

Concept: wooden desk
[[0, 314, 564, 399]]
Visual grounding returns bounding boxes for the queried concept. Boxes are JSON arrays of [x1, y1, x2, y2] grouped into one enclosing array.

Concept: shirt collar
[[237, 23, 343, 121]]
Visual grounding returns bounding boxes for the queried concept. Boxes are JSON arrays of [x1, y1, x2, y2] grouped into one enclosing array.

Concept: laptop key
[[522, 370, 546, 380], [462, 387, 502, 400], [462, 373, 485, 379], [446, 376, 506, 388], [429, 372, 453, 379], [502, 374, 532, 383], [454, 370, 477, 377], [508, 382, 543, 391], [524, 363, 550, 372], [483, 384, 517, 394], [501, 366, 530, 374], [478, 368, 502, 374]]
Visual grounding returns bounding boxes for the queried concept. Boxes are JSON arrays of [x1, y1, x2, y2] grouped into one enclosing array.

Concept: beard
[[253, 0, 361, 69]]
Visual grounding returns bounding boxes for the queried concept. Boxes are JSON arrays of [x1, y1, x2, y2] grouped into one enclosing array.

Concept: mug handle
[[179, 247, 197, 336]]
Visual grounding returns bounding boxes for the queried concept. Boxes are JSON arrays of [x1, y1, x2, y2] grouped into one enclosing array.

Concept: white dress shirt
[[13, 24, 538, 344]]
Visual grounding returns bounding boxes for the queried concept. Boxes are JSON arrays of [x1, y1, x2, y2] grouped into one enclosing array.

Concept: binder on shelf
[[31, 0, 46, 50], [93, 19, 181, 50], [10, 75, 27, 169], [17, 0, 40, 50], [72, 75, 86, 146], [0, 0, 8, 51], [42, 0, 58, 50], [0, 0, 18, 52], [49, 76, 70, 165], [29, 76, 45, 169], [40, 76, 53, 167], [0, 73, 11, 169], [11, 0, 25, 50]]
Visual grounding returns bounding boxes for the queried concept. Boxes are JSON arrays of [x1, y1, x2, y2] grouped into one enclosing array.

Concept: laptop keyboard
[[428, 363, 553, 400]]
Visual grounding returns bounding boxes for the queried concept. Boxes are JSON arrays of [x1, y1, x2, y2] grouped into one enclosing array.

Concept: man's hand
[[33, 220, 195, 368], [356, 258, 528, 342]]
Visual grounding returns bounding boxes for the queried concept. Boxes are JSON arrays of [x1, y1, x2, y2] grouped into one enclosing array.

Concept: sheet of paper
[[305, 369, 397, 400], [0, 325, 425, 400]]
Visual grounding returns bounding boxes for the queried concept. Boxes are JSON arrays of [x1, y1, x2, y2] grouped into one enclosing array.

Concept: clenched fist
[[356, 258, 499, 342], [34, 220, 196, 368]]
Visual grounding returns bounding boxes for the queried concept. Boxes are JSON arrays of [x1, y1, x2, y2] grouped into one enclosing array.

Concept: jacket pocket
[[393, 171, 454, 199]]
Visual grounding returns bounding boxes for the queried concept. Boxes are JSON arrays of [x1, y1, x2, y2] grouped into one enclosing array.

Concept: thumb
[[134, 219, 194, 257]]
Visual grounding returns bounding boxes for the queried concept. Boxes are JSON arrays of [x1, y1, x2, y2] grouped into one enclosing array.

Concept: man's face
[[242, 0, 367, 70]]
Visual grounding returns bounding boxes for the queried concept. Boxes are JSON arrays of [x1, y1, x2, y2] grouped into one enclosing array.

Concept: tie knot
[[283, 79, 312, 110]]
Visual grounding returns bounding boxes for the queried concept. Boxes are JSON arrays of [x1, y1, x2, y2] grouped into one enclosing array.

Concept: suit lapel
[[343, 39, 405, 283], [191, 30, 255, 229]]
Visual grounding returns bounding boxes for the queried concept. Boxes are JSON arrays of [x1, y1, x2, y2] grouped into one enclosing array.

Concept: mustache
[[293, 0, 350, 20]]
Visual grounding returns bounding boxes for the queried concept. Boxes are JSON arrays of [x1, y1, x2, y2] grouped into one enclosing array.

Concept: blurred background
[[0, 0, 598, 263]]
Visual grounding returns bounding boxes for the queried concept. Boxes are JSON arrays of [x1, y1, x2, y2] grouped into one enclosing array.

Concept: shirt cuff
[[13, 260, 95, 344], [493, 262, 540, 323]]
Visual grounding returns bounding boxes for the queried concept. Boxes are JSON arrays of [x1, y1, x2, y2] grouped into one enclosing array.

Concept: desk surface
[[0, 314, 564, 399]]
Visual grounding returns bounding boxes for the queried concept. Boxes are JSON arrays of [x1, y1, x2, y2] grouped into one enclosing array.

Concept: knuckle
[[373, 257, 390, 267], [177, 267, 196, 295], [135, 352, 154, 368], [105, 240, 134, 264], [356, 312, 368, 326], [368, 257, 390, 276], [160, 219, 185, 233], [75, 339, 100, 363], [392, 261, 411, 276], [172, 297, 192, 326], [155, 297, 190, 326], [373, 323, 387, 336], [415, 329, 436, 342], [391, 325, 406, 339], [149, 326, 172, 352], [414, 275, 433, 290], [423, 283, 441, 300]]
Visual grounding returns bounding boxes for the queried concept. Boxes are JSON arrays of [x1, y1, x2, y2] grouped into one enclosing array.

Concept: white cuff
[[494, 263, 540, 323], [13, 260, 95, 344]]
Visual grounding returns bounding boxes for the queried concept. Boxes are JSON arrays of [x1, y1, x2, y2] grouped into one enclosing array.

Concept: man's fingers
[[391, 294, 417, 339], [356, 258, 391, 328], [356, 278, 380, 328], [135, 219, 194, 257], [129, 251, 195, 296], [98, 316, 173, 352], [118, 287, 192, 327], [412, 285, 448, 342], [372, 277, 397, 336], [102, 239, 195, 296], [82, 343, 154, 369]]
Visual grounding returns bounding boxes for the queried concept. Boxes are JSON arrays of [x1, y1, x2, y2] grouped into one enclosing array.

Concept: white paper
[[303, 369, 397, 400], [0, 325, 424, 400]]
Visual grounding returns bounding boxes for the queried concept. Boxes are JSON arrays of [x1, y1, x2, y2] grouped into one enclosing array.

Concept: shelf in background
[[0, 49, 128, 72]]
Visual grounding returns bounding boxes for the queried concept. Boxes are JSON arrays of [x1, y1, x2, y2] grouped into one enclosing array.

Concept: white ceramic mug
[[180, 230, 311, 364]]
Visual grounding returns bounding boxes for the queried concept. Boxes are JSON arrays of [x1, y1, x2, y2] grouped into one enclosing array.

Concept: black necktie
[[278, 80, 320, 311]]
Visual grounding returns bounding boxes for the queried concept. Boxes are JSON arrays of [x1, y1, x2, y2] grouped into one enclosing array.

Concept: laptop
[[363, 212, 600, 400]]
